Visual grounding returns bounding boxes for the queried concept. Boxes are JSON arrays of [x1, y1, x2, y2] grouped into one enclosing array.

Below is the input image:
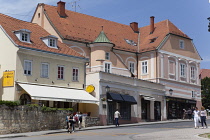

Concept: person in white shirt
[[200, 106, 208, 129], [193, 107, 200, 129], [114, 109, 121, 127]]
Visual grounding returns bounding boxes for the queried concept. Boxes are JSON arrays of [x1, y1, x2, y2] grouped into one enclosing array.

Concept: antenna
[[70, 0, 81, 12]]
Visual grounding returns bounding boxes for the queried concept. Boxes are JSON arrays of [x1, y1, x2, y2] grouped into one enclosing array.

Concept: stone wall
[[0, 105, 100, 135]]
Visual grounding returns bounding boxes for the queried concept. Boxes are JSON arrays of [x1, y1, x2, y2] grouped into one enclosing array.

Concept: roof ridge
[[44, 4, 131, 28], [0, 13, 39, 27]]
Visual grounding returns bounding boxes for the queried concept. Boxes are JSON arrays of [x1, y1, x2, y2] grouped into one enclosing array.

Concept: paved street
[[1, 119, 210, 140]]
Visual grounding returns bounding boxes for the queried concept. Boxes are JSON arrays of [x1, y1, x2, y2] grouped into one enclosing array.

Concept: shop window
[[120, 103, 131, 120]]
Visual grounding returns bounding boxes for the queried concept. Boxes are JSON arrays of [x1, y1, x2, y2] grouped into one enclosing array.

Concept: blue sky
[[0, 0, 210, 69]]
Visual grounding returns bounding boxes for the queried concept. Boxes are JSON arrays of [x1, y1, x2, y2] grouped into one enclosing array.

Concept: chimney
[[130, 22, 139, 33], [150, 16, 155, 34], [57, 1, 66, 18]]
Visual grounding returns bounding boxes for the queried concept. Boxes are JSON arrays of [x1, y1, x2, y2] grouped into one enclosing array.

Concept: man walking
[[114, 109, 121, 127]]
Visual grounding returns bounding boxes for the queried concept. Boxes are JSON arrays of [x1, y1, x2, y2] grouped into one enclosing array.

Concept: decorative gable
[[41, 35, 58, 49], [14, 29, 31, 43]]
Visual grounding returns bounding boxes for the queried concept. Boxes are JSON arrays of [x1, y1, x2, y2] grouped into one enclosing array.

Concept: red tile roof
[[200, 69, 210, 79], [43, 4, 191, 53], [0, 13, 85, 58]]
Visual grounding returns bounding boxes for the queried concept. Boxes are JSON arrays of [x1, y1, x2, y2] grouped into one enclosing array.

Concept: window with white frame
[[14, 29, 31, 43], [169, 60, 175, 75], [179, 40, 184, 49], [180, 63, 186, 77], [41, 63, 49, 78], [192, 91, 196, 98], [72, 68, 79, 81], [48, 38, 56, 47], [24, 60, 32, 75], [104, 62, 111, 73], [105, 52, 110, 60], [142, 61, 148, 74], [21, 33, 29, 42], [129, 62, 135, 73], [190, 66, 196, 79], [57, 65, 64, 80]]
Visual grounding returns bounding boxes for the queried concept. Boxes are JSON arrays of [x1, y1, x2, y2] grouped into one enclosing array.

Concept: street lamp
[[169, 89, 173, 95], [105, 85, 110, 93]]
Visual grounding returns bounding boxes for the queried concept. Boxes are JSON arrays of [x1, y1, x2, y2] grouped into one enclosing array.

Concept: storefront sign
[[3, 71, 15, 87]]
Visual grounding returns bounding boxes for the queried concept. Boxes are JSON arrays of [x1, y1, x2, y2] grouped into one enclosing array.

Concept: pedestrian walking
[[200, 106, 208, 129], [114, 109, 121, 127], [191, 107, 195, 120], [193, 107, 200, 129], [68, 113, 75, 133], [182, 109, 186, 119], [75, 112, 83, 129], [187, 108, 192, 120], [66, 113, 70, 132]]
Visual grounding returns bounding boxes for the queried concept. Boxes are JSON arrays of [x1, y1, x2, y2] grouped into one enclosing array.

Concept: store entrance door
[[154, 101, 161, 121], [141, 98, 150, 121], [107, 102, 116, 125]]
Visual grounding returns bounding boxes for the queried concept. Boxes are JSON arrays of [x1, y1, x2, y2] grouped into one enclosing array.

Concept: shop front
[[106, 92, 137, 125], [166, 97, 196, 119]]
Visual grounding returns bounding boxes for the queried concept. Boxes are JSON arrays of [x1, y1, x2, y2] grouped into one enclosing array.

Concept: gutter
[[18, 45, 89, 61]]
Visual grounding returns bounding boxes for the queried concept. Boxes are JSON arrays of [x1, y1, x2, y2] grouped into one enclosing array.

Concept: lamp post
[[105, 85, 110, 93], [169, 89, 173, 95]]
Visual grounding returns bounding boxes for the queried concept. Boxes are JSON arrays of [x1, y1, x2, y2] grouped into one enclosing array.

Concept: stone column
[[150, 101, 154, 121]]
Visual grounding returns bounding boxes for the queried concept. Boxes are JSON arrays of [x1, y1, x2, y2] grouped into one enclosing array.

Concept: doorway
[[107, 102, 116, 125], [141, 98, 150, 121]]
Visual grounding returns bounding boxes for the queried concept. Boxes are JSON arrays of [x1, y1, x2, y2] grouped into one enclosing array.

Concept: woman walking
[[68, 113, 75, 133], [193, 107, 200, 129], [200, 106, 208, 129]]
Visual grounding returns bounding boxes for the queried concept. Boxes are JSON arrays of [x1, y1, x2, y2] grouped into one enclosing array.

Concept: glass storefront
[[166, 97, 196, 119]]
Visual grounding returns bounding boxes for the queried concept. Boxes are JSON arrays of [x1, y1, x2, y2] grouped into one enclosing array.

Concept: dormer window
[[14, 29, 31, 43], [49, 38, 56, 47], [41, 35, 58, 49], [21, 33, 29, 42]]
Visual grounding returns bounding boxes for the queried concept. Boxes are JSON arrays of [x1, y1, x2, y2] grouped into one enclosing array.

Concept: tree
[[201, 77, 210, 109]]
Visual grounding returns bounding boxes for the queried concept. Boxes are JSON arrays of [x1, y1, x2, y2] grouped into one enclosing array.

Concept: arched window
[[19, 94, 31, 105]]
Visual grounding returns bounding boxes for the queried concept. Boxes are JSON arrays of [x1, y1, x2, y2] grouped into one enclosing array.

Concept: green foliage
[[0, 100, 20, 106], [201, 77, 210, 109], [0, 100, 73, 112], [41, 106, 58, 112], [58, 108, 73, 111]]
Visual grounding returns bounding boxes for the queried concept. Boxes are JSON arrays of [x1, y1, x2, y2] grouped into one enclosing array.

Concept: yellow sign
[[3, 71, 15, 87], [86, 85, 95, 93]]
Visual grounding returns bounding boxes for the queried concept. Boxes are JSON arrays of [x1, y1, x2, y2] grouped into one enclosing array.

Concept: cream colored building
[[0, 13, 98, 115], [31, 1, 202, 124]]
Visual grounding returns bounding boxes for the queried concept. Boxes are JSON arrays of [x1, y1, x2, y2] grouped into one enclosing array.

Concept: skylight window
[[124, 39, 137, 46], [150, 37, 158, 43]]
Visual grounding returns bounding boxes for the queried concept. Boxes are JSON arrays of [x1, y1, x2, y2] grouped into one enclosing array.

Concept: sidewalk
[[0, 119, 208, 139]]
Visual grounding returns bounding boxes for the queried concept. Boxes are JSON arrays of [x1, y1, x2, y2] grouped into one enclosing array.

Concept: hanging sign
[[86, 85, 95, 93]]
